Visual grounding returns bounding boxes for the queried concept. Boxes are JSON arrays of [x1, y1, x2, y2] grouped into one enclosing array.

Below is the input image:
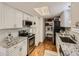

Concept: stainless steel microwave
[[23, 20, 32, 27]]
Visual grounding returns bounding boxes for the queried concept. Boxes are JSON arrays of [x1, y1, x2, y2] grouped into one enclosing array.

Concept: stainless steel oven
[[27, 35, 35, 55], [29, 36, 35, 47]]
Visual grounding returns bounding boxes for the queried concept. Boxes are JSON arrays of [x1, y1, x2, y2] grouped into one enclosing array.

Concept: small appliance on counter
[[18, 30, 28, 37], [18, 30, 34, 38]]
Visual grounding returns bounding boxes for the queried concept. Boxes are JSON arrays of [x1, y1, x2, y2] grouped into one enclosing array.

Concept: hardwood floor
[[29, 38, 57, 56]]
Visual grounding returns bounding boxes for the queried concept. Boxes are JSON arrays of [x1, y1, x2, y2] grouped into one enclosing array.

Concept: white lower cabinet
[[0, 39, 27, 56], [17, 40, 27, 56], [8, 45, 19, 56], [0, 47, 7, 56], [56, 33, 60, 56], [8, 40, 27, 56]]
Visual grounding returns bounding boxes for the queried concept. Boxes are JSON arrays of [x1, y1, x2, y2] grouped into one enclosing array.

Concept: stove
[[18, 30, 35, 55]]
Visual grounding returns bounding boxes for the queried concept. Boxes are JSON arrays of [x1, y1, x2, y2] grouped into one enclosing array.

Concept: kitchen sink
[[59, 36, 76, 44]]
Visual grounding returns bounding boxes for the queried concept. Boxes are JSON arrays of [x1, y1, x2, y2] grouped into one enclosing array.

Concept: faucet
[[71, 34, 76, 40]]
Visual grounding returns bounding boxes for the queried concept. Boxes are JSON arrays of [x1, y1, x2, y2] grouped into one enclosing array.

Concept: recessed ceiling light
[[34, 6, 49, 16]]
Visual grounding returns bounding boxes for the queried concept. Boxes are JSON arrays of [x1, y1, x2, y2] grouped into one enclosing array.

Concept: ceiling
[[4, 2, 71, 18]]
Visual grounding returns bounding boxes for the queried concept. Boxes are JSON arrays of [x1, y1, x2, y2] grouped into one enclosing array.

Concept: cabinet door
[[8, 45, 19, 56], [0, 4, 2, 29], [23, 13, 31, 21], [0, 4, 24, 29], [0, 4, 16, 29], [8, 39, 27, 56], [16, 10, 23, 28], [5, 6, 23, 28], [8, 42, 25, 56], [17, 40, 27, 56], [4, 5, 16, 28], [0, 3, 6, 29], [23, 13, 29, 20]]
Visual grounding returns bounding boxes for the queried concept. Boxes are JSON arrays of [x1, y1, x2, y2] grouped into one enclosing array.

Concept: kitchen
[[0, 2, 44, 56], [0, 2, 79, 56]]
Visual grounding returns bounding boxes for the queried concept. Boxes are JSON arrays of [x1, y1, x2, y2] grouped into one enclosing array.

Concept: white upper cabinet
[[0, 3, 5, 29], [0, 3, 33, 29], [0, 3, 23, 29], [60, 10, 71, 27], [15, 10, 23, 28], [4, 5, 23, 28], [4, 5, 17, 28], [23, 13, 31, 21], [0, 3, 2, 29]]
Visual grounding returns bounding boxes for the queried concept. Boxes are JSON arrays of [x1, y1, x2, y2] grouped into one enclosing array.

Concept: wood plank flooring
[[29, 38, 57, 56]]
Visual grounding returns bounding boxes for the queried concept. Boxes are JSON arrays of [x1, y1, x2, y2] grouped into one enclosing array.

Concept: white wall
[[0, 29, 18, 41], [71, 3, 79, 27], [0, 27, 30, 42]]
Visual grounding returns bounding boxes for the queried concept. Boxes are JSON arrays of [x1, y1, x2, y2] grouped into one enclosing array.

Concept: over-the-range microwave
[[23, 20, 32, 27]]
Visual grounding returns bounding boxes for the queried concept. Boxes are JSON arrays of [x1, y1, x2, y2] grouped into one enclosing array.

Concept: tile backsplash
[[0, 27, 34, 41], [0, 29, 19, 41], [0, 28, 27, 41]]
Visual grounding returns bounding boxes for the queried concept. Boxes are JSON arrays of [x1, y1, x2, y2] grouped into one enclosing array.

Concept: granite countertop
[[0, 33, 35, 48], [58, 33, 79, 56], [71, 28, 79, 33], [60, 43, 79, 56], [0, 37, 28, 48]]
